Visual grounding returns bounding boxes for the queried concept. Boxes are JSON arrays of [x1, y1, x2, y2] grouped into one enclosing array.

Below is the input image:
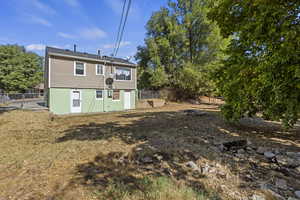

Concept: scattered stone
[[218, 144, 225, 151], [252, 194, 265, 200], [222, 140, 247, 151], [286, 152, 299, 158], [275, 179, 287, 190], [141, 156, 153, 164], [257, 147, 267, 154], [295, 166, 300, 174], [238, 149, 246, 154], [295, 191, 300, 198], [288, 198, 298, 200], [272, 148, 280, 155], [276, 155, 300, 167], [183, 109, 207, 116], [246, 146, 253, 151], [186, 161, 201, 172], [264, 152, 276, 159]]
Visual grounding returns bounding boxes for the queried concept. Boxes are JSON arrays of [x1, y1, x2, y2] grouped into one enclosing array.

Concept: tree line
[[136, 0, 300, 128]]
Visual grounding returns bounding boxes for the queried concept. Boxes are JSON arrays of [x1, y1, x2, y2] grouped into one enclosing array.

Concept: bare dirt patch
[[0, 103, 299, 200]]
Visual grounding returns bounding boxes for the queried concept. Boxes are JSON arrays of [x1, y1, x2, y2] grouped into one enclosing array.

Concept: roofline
[[47, 51, 137, 67]]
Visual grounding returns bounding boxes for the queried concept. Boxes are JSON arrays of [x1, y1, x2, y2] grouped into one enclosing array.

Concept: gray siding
[[49, 55, 136, 89]]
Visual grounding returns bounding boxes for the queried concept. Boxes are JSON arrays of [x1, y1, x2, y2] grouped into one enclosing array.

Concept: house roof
[[46, 46, 136, 67]]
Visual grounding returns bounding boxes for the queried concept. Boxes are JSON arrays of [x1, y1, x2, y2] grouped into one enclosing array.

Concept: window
[[74, 62, 85, 76], [108, 90, 113, 98], [116, 67, 131, 81], [113, 90, 120, 100], [95, 90, 103, 100], [96, 64, 104, 75]]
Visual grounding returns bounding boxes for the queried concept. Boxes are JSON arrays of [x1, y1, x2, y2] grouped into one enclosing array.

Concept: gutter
[[48, 52, 137, 67]]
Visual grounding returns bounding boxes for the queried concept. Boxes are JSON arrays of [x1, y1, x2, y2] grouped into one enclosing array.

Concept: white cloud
[[26, 44, 45, 51], [103, 41, 131, 49], [79, 28, 107, 40], [58, 32, 76, 39], [30, 0, 57, 15], [64, 0, 80, 7], [29, 15, 52, 27], [104, 0, 140, 17]]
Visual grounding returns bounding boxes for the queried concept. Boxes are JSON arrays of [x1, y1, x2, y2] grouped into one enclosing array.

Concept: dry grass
[[0, 103, 299, 200]]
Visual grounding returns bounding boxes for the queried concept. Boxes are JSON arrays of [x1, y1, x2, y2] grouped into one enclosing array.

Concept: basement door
[[71, 90, 81, 113], [124, 91, 131, 110]]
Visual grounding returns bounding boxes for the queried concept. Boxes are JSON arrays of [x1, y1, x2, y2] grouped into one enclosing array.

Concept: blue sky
[[0, 0, 167, 59]]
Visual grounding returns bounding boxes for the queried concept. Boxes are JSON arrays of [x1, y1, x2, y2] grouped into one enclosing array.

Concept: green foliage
[[209, 0, 300, 127], [136, 0, 228, 97], [0, 45, 43, 93]]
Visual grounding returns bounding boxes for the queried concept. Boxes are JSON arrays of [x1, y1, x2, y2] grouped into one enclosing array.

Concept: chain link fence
[[138, 90, 161, 100], [0, 93, 45, 110]]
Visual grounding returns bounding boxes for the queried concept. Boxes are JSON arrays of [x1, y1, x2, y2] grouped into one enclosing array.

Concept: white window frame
[[96, 64, 105, 75], [112, 90, 121, 101], [95, 90, 103, 100], [74, 61, 86, 76], [115, 67, 132, 81]]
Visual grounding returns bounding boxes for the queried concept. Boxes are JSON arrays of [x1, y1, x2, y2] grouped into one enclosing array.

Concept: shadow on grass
[[54, 108, 300, 199]]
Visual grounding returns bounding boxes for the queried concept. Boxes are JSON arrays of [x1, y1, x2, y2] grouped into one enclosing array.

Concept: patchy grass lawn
[[0, 103, 299, 200]]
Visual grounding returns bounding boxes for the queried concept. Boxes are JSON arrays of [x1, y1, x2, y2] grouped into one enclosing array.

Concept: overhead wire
[[114, 0, 132, 57], [113, 0, 127, 56]]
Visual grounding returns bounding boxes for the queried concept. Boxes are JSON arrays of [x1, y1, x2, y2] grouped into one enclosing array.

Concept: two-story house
[[44, 46, 137, 115]]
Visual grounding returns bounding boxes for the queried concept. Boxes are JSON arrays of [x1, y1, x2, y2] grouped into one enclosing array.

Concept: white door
[[71, 90, 81, 113], [124, 91, 131, 110]]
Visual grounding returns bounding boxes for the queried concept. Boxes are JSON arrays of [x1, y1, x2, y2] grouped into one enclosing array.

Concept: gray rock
[[295, 166, 300, 174], [295, 191, 300, 198], [288, 198, 298, 200], [238, 149, 246, 154], [275, 179, 287, 190], [218, 144, 225, 151], [286, 152, 300, 158], [252, 194, 265, 200], [277, 155, 300, 167], [257, 147, 267, 154], [264, 151, 275, 159], [141, 156, 153, 164], [186, 161, 201, 172]]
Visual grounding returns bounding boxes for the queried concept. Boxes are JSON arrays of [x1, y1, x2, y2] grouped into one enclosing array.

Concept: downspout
[[103, 60, 107, 112]]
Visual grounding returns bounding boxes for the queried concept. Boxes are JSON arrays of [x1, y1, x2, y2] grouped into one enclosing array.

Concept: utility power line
[[114, 0, 132, 57], [113, 0, 127, 56]]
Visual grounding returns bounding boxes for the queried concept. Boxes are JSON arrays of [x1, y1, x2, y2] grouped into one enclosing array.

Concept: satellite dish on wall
[[105, 78, 114, 86]]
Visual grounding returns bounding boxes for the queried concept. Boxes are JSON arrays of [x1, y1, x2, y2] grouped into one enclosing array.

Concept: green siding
[[82, 89, 104, 113], [49, 88, 70, 114], [49, 88, 136, 115]]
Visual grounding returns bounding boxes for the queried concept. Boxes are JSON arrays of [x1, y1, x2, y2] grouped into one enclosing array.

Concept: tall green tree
[[209, 0, 300, 127], [0, 45, 43, 93], [136, 0, 228, 97]]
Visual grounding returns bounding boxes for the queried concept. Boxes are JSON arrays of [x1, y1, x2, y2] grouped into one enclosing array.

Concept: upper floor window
[[74, 62, 85, 76], [96, 64, 104, 75], [116, 67, 131, 81]]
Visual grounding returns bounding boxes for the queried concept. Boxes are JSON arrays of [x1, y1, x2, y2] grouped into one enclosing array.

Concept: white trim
[[135, 67, 137, 89], [48, 52, 137, 67], [95, 90, 104, 100], [74, 61, 86, 76], [115, 67, 132, 81], [70, 89, 82, 113], [48, 57, 51, 88], [124, 91, 131, 109], [95, 64, 105, 75]]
